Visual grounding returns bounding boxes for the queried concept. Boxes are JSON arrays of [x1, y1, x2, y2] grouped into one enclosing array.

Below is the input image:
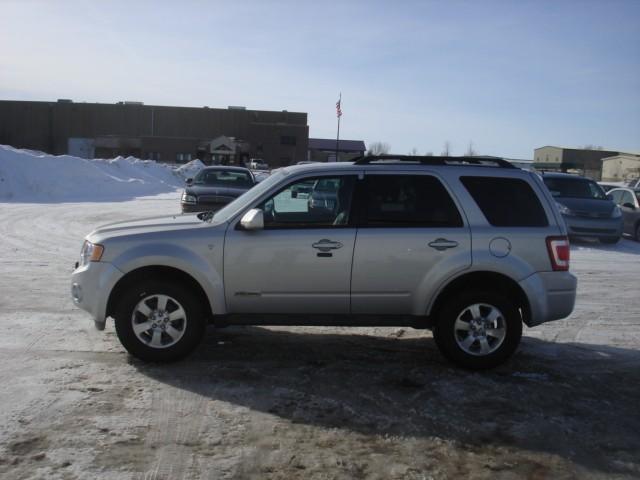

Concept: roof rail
[[352, 155, 518, 169]]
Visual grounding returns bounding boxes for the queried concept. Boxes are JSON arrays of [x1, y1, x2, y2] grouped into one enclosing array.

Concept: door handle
[[312, 239, 343, 252], [428, 238, 459, 251]]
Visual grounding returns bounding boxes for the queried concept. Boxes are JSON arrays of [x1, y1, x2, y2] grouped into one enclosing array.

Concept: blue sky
[[1, 0, 639, 158]]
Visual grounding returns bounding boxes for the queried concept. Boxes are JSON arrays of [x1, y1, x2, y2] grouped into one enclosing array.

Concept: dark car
[[542, 172, 623, 244], [607, 187, 640, 241], [308, 177, 341, 211], [181, 166, 256, 213]]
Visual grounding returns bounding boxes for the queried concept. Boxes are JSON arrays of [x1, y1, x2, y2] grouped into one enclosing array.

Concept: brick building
[[0, 100, 309, 167]]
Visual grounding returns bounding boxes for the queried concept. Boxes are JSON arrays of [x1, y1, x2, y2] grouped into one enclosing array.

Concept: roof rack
[[352, 155, 518, 169]]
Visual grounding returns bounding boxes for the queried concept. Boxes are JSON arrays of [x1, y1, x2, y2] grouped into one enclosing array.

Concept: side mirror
[[185, 178, 193, 185], [239, 208, 264, 230], [623, 202, 636, 209]]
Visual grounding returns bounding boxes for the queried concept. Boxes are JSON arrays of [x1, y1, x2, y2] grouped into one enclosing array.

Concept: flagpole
[[335, 93, 341, 162]]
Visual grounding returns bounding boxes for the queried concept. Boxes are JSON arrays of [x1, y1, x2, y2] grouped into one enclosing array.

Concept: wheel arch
[[106, 266, 213, 321], [428, 271, 532, 326]]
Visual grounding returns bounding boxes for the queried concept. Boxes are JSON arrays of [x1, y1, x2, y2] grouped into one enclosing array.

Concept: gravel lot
[[0, 194, 639, 479]]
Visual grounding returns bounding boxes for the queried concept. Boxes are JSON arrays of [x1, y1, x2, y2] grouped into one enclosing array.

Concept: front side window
[[621, 190, 635, 206], [260, 175, 356, 228], [609, 190, 624, 204], [193, 169, 254, 188], [362, 174, 463, 227]]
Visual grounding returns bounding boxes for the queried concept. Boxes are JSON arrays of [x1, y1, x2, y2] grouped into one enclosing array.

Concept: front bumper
[[519, 271, 577, 327], [71, 261, 124, 330], [562, 214, 623, 239]]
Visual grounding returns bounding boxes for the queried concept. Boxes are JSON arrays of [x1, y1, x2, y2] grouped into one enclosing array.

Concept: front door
[[224, 174, 358, 314]]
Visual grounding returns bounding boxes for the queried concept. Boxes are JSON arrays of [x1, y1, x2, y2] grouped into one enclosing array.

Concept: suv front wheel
[[114, 280, 206, 362], [433, 291, 522, 369]]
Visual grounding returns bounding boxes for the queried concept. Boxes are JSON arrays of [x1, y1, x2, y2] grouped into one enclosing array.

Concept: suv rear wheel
[[433, 291, 522, 369], [114, 280, 206, 362]]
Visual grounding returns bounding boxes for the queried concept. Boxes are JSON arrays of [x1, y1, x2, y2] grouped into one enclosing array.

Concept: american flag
[[336, 97, 342, 117]]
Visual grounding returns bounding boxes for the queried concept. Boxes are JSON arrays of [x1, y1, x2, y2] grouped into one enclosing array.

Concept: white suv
[[71, 156, 577, 369]]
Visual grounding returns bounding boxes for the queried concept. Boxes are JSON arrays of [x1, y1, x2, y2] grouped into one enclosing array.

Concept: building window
[[176, 153, 192, 163], [147, 152, 161, 161], [280, 135, 297, 146]]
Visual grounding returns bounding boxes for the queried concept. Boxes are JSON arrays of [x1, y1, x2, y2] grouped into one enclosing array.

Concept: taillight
[[546, 236, 570, 271]]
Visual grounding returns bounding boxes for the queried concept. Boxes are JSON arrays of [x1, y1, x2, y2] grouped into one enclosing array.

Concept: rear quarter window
[[461, 176, 548, 227]]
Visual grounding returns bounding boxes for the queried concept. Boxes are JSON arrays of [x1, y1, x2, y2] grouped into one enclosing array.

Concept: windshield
[[543, 177, 607, 200], [210, 169, 289, 223], [193, 169, 254, 188]]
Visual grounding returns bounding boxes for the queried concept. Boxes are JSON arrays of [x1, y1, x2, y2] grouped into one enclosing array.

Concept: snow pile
[[175, 159, 205, 180], [0, 145, 183, 202]]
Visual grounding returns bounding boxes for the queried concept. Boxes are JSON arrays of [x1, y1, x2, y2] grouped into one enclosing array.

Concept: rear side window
[[461, 176, 548, 227], [362, 174, 463, 227]]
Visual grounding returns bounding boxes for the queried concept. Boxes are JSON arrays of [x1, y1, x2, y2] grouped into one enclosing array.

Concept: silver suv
[[71, 156, 577, 369]]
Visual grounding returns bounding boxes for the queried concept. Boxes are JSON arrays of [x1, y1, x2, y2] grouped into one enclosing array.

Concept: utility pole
[[335, 93, 342, 162]]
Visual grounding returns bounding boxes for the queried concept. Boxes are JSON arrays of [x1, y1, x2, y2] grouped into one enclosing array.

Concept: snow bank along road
[[0, 194, 639, 480]]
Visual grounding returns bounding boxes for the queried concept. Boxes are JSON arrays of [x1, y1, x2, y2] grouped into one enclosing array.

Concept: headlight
[[181, 192, 197, 204], [79, 240, 104, 266], [611, 205, 622, 218], [555, 202, 573, 216]]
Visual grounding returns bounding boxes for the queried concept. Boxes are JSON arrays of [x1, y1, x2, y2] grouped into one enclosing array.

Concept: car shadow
[[132, 326, 640, 476]]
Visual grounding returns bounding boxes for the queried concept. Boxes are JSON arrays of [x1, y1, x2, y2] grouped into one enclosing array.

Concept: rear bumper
[[562, 214, 623, 239], [519, 271, 577, 327], [71, 261, 124, 330]]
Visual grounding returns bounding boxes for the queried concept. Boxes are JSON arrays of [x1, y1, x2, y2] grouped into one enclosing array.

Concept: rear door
[[350, 171, 471, 315]]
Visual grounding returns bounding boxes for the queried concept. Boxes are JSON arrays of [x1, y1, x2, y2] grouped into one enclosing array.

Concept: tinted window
[[194, 169, 253, 187], [542, 177, 607, 200], [260, 176, 355, 228], [461, 177, 548, 227], [363, 175, 463, 227]]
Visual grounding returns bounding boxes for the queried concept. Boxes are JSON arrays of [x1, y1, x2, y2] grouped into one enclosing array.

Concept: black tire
[[114, 280, 206, 362], [599, 236, 620, 244], [636, 224, 640, 242], [433, 290, 522, 370]]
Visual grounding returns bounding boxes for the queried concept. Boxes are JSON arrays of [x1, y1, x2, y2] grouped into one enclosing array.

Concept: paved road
[[0, 196, 639, 479]]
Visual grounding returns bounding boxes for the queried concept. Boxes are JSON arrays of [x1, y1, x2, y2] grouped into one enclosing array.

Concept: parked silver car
[[71, 156, 577, 369], [607, 187, 640, 240], [542, 172, 623, 244]]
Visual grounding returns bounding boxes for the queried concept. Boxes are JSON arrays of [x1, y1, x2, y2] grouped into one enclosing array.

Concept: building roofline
[[0, 99, 307, 116]]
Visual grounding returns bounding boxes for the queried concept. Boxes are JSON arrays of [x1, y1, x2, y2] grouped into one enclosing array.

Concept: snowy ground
[[0, 192, 639, 479]]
